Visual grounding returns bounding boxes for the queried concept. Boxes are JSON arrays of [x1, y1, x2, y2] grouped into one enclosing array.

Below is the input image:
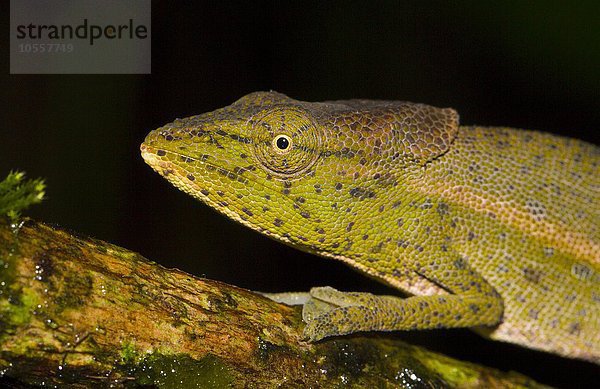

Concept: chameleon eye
[[274, 135, 291, 152], [251, 107, 322, 179]]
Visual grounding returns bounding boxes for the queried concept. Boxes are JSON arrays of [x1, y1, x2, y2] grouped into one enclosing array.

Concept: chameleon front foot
[[302, 286, 503, 342], [302, 287, 394, 341]]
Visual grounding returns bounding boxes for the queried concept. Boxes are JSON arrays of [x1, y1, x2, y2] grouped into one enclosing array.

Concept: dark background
[[2, 2, 599, 387]]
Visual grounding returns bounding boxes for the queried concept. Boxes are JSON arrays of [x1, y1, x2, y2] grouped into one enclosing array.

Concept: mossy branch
[[0, 219, 546, 387]]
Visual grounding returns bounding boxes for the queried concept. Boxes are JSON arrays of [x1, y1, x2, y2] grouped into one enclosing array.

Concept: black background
[[2, 2, 599, 387]]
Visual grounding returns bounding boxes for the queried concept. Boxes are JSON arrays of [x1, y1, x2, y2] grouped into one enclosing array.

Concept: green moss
[[0, 171, 45, 221], [0, 285, 39, 345], [318, 338, 448, 387], [11, 288, 38, 326], [119, 341, 138, 365], [54, 271, 93, 311], [117, 345, 234, 388]]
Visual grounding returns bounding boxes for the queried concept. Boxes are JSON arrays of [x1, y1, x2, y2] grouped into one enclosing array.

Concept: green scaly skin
[[141, 91, 599, 364]]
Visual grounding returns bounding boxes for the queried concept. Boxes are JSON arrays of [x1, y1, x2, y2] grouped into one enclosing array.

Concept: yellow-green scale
[[420, 126, 599, 361]]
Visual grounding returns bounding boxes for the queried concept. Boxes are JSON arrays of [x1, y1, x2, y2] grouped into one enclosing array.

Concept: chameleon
[[140, 91, 599, 364]]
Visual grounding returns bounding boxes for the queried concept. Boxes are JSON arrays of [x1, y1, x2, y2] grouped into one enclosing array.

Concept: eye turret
[[251, 107, 322, 179]]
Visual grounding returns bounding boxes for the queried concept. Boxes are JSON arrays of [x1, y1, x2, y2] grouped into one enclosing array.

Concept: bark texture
[[0, 219, 544, 388]]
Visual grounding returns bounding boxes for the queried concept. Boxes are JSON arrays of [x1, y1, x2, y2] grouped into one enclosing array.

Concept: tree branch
[[0, 219, 544, 387]]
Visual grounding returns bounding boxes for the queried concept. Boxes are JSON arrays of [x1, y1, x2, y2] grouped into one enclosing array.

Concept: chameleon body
[[141, 91, 599, 363]]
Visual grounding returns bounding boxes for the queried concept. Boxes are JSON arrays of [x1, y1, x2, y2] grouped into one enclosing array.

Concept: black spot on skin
[[200, 189, 209, 196], [318, 237, 325, 243], [316, 228, 325, 234], [187, 174, 195, 181], [467, 231, 476, 241], [217, 191, 224, 196], [262, 206, 269, 212], [453, 258, 467, 269], [156, 149, 166, 156], [237, 194, 243, 199], [349, 187, 376, 200], [392, 201, 402, 208], [469, 304, 480, 314], [314, 184, 322, 194], [282, 189, 290, 195], [469, 281, 482, 293], [362, 234, 369, 240], [373, 173, 381, 179], [301, 211, 310, 219], [346, 222, 355, 232], [264, 194, 271, 200], [372, 242, 384, 253], [523, 267, 542, 284], [343, 240, 353, 251], [296, 197, 306, 203], [242, 208, 253, 216], [378, 205, 385, 212], [240, 153, 248, 159], [273, 218, 284, 227], [335, 183, 343, 190], [217, 201, 228, 207], [565, 293, 577, 302], [421, 199, 433, 209], [359, 158, 367, 165], [397, 239, 409, 248], [568, 322, 581, 335]]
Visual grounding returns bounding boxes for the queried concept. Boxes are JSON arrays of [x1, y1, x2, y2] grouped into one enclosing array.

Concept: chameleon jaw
[[140, 143, 158, 168]]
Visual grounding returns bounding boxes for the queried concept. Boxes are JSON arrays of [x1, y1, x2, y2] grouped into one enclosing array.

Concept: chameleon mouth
[[140, 143, 164, 173], [140, 143, 154, 163]]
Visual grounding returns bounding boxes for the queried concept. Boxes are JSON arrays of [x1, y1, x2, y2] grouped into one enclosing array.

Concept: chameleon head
[[141, 91, 459, 257], [140, 92, 334, 251]]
